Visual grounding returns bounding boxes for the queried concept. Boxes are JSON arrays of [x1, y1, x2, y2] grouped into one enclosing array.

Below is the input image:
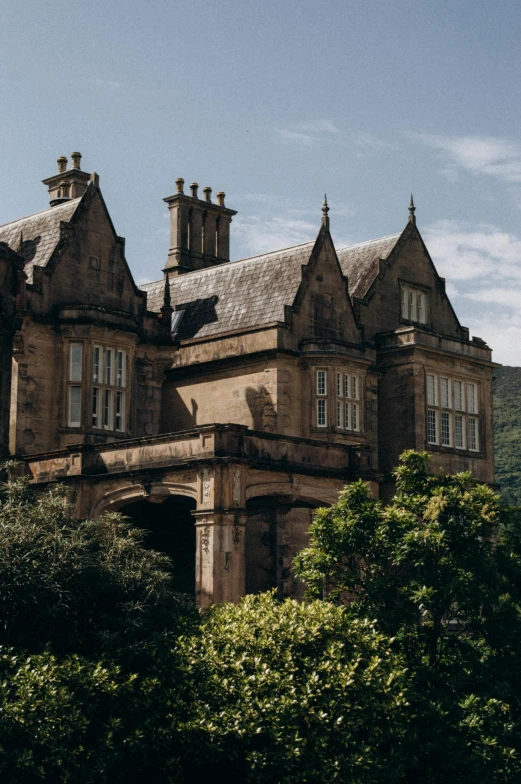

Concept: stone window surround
[[425, 369, 481, 455], [64, 339, 132, 435], [311, 364, 364, 434], [400, 280, 430, 326]]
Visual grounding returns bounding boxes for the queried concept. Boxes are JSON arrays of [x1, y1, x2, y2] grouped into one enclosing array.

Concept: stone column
[[193, 463, 247, 606]]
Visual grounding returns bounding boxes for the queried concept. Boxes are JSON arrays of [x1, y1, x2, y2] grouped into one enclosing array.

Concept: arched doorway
[[118, 495, 196, 596], [245, 496, 317, 599]]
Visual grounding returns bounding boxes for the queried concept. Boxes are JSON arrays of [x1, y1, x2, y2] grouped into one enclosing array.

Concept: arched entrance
[[245, 496, 318, 599], [118, 495, 197, 596]]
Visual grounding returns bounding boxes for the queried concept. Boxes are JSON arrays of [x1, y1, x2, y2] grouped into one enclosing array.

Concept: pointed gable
[[0, 199, 81, 283]]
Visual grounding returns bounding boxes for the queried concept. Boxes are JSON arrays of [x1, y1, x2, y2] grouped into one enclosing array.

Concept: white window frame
[[316, 370, 327, 428], [426, 372, 480, 452], [92, 346, 128, 433], [67, 343, 83, 427], [401, 285, 428, 325]]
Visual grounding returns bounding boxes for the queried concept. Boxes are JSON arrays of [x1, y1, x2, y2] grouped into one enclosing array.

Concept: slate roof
[[140, 231, 401, 341], [0, 198, 81, 282]]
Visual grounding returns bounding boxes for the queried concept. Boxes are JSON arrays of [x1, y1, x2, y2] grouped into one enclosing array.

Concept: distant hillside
[[493, 366, 521, 505]]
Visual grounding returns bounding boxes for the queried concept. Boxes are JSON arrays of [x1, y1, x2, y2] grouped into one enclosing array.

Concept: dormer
[[42, 152, 94, 206], [162, 178, 237, 278]]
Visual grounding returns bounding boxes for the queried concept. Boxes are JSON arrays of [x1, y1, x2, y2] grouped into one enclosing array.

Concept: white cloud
[[424, 219, 521, 365], [424, 220, 521, 282], [412, 133, 521, 183], [234, 214, 316, 255]]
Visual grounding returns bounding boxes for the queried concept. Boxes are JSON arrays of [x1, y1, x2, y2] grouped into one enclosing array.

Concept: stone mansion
[[0, 154, 496, 604]]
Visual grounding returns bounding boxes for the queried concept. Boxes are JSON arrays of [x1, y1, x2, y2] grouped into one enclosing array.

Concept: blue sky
[[2, 0, 521, 364]]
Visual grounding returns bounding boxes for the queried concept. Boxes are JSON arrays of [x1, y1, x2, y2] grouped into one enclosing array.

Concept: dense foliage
[[493, 365, 521, 505], [177, 593, 409, 784], [295, 450, 521, 782], [0, 472, 195, 665], [2, 455, 521, 782]]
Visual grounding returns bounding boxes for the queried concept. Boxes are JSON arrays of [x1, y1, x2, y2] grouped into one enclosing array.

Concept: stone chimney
[[42, 153, 95, 207], [162, 178, 237, 278]]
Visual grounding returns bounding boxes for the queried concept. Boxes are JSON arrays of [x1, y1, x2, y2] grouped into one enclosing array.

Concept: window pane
[[427, 374, 436, 406], [454, 380, 463, 411], [69, 386, 81, 426], [336, 372, 343, 397], [467, 383, 477, 414], [409, 290, 415, 321], [440, 377, 450, 408], [115, 391, 125, 432], [427, 409, 437, 444], [345, 401, 350, 430], [336, 400, 343, 428], [316, 370, 326, 396], [93, 346, 101, 383], [455, 414, 464, 448], [344, 374, 350, 399], [104, 389, 114, 429], [417, 292, 426, 324], [401, 287, 407, 319], [106, 349, 113, 387], [468, 417, 478, 451], [92, 387, 101, 427], [352, 375, 359, 400], [317, 398, 327, 427], [352, 402, 360, 432], [70, 344, 82, 382], [117, 350, 126, 388], [441, 411, 450, 446]]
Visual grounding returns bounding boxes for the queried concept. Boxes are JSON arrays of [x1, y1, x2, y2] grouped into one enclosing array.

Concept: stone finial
[[176, 177, 185, 194], [71, 152, 82, 170], [203, 186, 212, 203], [89, 172, 100, 187], [216, 191, 225, 206], [161, 275, 171, 311], [57, 156, 68, 174], [190, 182, 199, 198], [321, 194, 330, 229], [408, 193, 416, 224]]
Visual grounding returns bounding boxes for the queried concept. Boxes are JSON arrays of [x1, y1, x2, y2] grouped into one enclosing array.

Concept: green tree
[[177, 591, 409, 784], [294, 451, 521, 782], [0, 648, 179, 784], [0, 472, 196, 665]]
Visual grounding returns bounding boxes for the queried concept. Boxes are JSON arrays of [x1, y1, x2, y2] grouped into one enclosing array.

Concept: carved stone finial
[[321, 194, 330, 228], [409, 193, 416, 224], [163, 275, 171, 309]]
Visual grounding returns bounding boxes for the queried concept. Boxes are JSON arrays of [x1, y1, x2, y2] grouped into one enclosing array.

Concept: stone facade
[[0, 159, 497, 604]]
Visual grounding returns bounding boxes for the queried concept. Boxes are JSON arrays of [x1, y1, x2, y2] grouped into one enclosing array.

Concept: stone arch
[[118, 494, 197, 596], [90, 480, 197, 517], [245, 492, 324, 599]]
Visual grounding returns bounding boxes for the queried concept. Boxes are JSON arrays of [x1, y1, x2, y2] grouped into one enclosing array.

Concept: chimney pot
[[176, 177, 185, 194], [203, 186, 212, 202], [71, 151, 82, 169], [57, 156, 68, 173], [190, 182, 199, 198], [216, 191, 225, 206]]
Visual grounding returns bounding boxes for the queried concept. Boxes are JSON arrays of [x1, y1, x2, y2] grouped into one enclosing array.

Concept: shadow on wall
[[245, 386, 276, 432]]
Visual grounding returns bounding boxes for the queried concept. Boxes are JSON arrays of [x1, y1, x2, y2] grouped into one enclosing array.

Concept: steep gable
[[356, 222, 466, 341], [0, 199, 81, 283]]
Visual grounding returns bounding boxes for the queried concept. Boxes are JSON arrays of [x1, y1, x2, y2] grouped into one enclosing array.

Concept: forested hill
[[493, 366, 521, 505]]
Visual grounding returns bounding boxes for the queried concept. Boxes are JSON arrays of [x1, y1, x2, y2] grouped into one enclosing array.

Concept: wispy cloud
[[412, 133, 521, 183], [234, 214, 317, 255], [274, 120, 341, 147], [424, 219, 521, 364]]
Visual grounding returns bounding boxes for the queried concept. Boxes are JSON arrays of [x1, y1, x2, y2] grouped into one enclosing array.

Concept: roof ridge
[[336, 232, 401, 252], [0, 197, 82, 231]]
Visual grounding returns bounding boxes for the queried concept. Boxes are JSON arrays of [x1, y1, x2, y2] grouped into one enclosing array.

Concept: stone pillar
[[193, 463, 247, 606]]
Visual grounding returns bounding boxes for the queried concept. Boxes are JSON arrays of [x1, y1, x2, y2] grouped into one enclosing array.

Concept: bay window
[[426, 372, 480, 452], [314, 367, 363, 432]]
